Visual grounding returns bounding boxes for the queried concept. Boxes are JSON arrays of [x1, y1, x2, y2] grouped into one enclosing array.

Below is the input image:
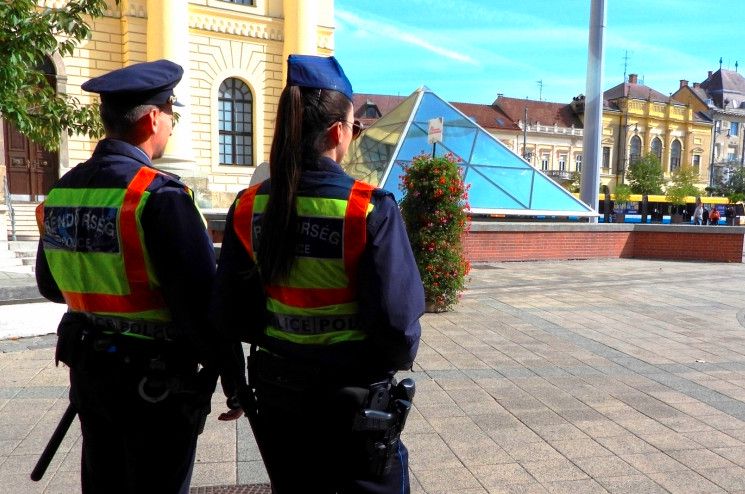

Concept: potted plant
[[613, 183, 632, 223], [400, 153, 470, 312]]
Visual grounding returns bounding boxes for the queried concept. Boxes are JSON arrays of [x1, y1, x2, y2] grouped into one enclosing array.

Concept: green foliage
[[400, 154, 470, 312], [613, 183, 632, 210], [0, 0, 112, 150], [666, 165, 701, 210], [562, 171, 581, 193], [627, 153, 664, 195], [713, 163, 745, 197], [729, 192, 745, 204]]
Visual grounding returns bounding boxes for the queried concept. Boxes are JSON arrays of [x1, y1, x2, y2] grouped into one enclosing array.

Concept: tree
[[627, 153, 664, 195], [0, 0, 112, 150], [665, 165, 701, 214]]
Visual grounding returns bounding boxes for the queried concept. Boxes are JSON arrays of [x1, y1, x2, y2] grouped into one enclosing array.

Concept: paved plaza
[[3, 258, 745, 493]]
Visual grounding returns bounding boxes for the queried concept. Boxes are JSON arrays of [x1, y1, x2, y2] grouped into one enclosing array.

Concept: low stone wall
[[466, 222, 745, 263], [204, 211, 745, 264]]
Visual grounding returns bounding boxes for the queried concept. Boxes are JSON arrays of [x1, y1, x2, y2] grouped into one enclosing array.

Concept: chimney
[[679, 79, 688, 88], [693, 82, 700, 88], [708, 70, 713, 78], [628, 74, 638, 84]]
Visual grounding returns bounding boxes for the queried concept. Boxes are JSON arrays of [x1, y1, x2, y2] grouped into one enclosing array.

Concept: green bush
[[400, 153, 470, 312]]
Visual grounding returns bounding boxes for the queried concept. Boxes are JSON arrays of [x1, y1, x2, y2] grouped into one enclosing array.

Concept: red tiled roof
[[352, 93, 521, 130], [603, 81, 680, 104], [451, 101, 521, 130], [493, 96, 582, 128]]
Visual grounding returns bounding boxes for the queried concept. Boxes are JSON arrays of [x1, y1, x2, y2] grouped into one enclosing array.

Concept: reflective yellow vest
[[232, 180, 374, 346], [38, 167, 171, 323]]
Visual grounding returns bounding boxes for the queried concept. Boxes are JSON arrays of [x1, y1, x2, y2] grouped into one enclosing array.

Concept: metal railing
[[3, 175, 16, 241]]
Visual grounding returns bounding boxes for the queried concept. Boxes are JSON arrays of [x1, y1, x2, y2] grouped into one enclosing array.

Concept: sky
[[334, 0, 745, 105]]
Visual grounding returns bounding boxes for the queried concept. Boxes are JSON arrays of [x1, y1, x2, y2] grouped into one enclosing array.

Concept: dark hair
[[259, 86, 351, 284], [100, 102, 157, 137]]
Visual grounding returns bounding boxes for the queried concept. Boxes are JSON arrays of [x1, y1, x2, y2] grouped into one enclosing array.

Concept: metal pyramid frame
[[342, 87, 596, 217]]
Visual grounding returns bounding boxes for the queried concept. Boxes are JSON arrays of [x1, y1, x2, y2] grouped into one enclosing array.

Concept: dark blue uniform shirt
[[36, 138, 217, 361], [212, 157, 423, 377]]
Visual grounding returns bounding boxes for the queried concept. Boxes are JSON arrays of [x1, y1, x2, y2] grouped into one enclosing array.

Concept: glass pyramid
[[342, 88, 595, 217]]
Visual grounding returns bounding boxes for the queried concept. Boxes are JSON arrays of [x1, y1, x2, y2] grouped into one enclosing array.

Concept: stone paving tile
[[545, 437, 614, 459], [594, 434, 659, 456], [618, 452, 688, 474], [647, 469, 729, 493], [712, 446, 745, 468], [594, 474, 668, 494], [571, 455, 643, 479], [520, 459, 588, 483], [411, 466, 485, 494], [698, 466, 745, 491], [540, 478, 609, 494], [667, 448, 739, 471]]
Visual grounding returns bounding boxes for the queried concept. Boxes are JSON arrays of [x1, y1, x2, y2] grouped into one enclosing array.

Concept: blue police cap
[[81, 59, 184, 107], [287, 55, 353, 101]]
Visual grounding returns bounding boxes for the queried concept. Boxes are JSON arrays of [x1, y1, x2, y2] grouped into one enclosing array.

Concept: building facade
[[1, 0, 333, 242], [672, 68, 745, 187]]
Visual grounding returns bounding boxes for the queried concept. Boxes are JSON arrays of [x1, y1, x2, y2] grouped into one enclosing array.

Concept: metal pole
[[580, 0, 606, 223], [523, 106, 528, 160], [710, 122, 717, 187]]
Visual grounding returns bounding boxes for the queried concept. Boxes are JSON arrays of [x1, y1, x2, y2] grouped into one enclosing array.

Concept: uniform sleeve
[[35, 240, 65, 303], [210, 198, 268, 344], [210, 199, 268, 397], [358, 192, 423, 370], [141, 186, 216, 359]]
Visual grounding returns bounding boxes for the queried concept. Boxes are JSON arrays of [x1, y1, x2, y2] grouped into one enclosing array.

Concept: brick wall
[[205, 218, 745, 263], [464, 223, 745, 263]]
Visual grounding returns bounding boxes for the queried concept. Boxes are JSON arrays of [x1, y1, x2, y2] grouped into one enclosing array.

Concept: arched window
[[651, 137, 662, 162], [218, 78, 253, 166], [629, 135, 641, 164], [670, 140, 681, 172]]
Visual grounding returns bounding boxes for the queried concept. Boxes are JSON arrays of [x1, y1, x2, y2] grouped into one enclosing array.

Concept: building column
[[146, 0, 196, 178], [282, 0, 319, 82]]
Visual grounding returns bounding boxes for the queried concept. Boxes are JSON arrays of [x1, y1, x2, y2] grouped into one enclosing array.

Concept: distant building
[[2, 0, 333, 244], [672, 68, 745, 186], [354, 73, 714, 194]]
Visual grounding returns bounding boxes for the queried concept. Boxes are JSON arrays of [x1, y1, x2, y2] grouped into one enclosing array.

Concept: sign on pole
[[428, 117, 443, 145]]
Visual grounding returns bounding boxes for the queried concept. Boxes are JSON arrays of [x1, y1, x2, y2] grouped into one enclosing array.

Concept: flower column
[[146, 0, 196, 176]]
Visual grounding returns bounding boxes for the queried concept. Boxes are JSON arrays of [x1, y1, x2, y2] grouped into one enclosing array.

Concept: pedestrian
[[211, 54, 424, 493], [702, 205, 709, 225], [710, 205, 721, 225], [693, 201, 704, 225], [35, 60, 226, 493]]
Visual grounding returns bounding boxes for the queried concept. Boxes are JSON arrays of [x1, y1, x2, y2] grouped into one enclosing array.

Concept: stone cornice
[[189, 6, 284, 40]]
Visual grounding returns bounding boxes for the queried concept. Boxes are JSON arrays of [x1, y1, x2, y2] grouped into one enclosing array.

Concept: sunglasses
[[339, 119, 363, 140]]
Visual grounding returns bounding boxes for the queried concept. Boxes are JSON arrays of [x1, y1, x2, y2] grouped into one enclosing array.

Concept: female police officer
[[212, 55, 424, 493]]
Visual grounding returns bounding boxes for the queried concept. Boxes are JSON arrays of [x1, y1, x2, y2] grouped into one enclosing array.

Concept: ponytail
[[258, 86, 351, 283]]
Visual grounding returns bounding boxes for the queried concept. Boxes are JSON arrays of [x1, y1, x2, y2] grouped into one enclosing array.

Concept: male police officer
[[36, 60, 218, 493]]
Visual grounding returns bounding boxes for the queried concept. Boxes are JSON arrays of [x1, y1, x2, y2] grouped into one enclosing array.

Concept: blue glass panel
[[465, 167, 525, 210], [471, 131, 532, 169], [436, 125, 477, 164], [468, 165, 532, 207], [530, 173, 590, 212], [382, 160, 409, 201], [413, 92, 471, 128], [396, 123, 430, 161]]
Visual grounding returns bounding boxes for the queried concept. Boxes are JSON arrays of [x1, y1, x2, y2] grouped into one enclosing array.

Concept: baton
[[30, 403, 77, 481]]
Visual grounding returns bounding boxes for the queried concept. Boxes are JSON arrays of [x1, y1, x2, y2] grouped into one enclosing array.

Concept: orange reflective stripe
[[234, 184, 262, 259], [265, 284, 355, 308], [35, 203, 45, 235], [61, 166, 166, 315], [121, 167, 158, 287], [344, 181, 373, 288], [63, 289, 164, 313]]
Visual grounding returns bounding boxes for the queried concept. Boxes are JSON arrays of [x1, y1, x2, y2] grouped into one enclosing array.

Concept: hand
[[218, 408, 244, 421]]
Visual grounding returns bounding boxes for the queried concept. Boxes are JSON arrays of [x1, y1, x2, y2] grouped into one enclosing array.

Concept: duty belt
[[80, 313, 177, 341]]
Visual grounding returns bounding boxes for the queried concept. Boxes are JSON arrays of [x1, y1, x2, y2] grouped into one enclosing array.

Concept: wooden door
[[3, 121, 58, 201]]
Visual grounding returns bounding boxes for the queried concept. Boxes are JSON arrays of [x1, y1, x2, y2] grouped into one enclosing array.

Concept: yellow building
[[601, 74, 713, 193], [1, 0, 334, 243]]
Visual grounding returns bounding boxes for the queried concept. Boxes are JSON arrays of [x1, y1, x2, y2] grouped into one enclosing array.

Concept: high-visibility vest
[[232, 180, 374, 347], [39, 167, 171, 323]]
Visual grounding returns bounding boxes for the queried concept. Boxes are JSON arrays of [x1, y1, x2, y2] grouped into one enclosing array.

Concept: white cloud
[[336, 9, 480, 66]]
